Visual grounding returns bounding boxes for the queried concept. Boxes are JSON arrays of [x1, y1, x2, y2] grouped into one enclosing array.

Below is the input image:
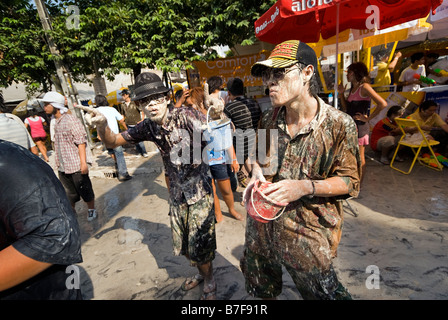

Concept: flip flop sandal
[[200, 283, 217, 300], [231, 211, 244, 221], [181, 274, 204, 291]]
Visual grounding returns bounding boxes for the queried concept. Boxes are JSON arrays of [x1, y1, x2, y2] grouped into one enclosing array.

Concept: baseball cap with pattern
[[251, 40, 318, 77]]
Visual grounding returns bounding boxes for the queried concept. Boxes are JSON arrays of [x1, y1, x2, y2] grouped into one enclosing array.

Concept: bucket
[[206, 108, 233, 151], [247, 180, 288, 223]]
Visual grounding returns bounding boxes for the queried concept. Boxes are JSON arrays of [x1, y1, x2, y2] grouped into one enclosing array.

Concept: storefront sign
[[190, 51, 270, 87]]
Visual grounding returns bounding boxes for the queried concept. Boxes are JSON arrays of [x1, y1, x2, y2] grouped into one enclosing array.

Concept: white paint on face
[[267, 68, 304, 107], [142, 98, 168, 124]]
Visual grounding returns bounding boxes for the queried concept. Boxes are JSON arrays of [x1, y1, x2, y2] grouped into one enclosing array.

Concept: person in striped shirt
[[0, 92, 38, 156], [224, 78, 261, 188]]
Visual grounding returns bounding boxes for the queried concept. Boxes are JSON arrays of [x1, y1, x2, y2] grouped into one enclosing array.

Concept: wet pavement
[[48, 142, 448, 300]]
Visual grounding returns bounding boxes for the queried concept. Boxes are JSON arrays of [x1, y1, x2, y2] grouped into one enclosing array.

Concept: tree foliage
[[1, 0, 276, 93], [0, 0, 56, 93]]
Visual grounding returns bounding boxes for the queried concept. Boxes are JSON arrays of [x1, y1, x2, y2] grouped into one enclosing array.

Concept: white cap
[[40, 91, 68, 114]]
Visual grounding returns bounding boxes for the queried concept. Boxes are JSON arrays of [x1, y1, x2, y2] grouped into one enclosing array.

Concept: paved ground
[[48, 142, 448, 300]]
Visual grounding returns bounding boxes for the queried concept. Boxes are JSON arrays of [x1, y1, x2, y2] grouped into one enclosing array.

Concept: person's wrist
[[308, 180, 315, 198], [96, 123, 106, 130]]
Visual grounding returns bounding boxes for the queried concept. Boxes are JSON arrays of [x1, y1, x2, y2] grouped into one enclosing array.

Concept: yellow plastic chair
[[390, 118, 443, 174]]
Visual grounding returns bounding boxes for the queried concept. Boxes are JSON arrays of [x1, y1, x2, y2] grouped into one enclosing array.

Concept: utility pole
[[34, 0, 93, 145]]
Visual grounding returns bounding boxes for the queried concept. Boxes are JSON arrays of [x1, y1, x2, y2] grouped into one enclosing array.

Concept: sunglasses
[[135, 93, 166, 106], [261, 64, 299, 83]]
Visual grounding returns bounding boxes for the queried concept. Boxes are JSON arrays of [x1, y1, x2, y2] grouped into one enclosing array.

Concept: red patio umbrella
[[255, 0, 443, 44]]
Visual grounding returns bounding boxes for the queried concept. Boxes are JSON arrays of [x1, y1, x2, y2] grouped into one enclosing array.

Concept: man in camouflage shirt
[[242, 40, 361, 300], [78, 72, 218, 300]]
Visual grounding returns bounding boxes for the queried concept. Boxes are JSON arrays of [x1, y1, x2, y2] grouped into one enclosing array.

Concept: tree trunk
[[92, 59, 108, 96], [132, 64, 142, 83]]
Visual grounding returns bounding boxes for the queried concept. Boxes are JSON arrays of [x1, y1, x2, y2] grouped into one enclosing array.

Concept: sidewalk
[[88, 141, 165, 179], [47, 140, 165, 179], [50, 143, 448, 300]]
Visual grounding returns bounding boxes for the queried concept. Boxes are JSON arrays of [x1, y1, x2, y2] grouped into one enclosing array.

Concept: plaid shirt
[[54, 113, 93, 174]]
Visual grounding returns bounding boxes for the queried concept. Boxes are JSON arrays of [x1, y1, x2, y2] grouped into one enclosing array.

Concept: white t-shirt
[[50, 117, 55, 142], [96, 106, 124, 134], [399, 64, 426, 92]]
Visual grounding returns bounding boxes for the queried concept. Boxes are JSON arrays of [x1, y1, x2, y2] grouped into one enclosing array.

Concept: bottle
[[328, 93, 333, 105], [413, 73, 436, 85], [434, 68, 448, 77]]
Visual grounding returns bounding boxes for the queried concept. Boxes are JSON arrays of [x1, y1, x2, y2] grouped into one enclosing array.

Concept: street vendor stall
[[185, 1, 444, 114], [253, 0, 442, 108], [188, 52, 267, 92], [187, 51, 274, 111]]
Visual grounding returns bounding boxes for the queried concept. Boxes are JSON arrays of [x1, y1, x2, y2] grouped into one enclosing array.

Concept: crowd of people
[[339, 50, 448, 175], [0, 92, 83, 299], [1, 37, 448, 301]]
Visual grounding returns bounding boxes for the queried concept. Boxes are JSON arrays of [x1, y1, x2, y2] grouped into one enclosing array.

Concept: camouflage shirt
[[246, 97, 361, 272], [118, 101, 143, 126], [121, 105, 212, 206]]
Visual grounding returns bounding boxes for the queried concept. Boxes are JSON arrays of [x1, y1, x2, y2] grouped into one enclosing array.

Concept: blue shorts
[[209, 164, 233, 181]]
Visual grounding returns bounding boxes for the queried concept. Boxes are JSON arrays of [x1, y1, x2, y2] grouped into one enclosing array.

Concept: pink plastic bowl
[[247, 180, 288, 223]]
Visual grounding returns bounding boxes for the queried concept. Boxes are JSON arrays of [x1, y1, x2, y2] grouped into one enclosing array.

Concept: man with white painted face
[[241, 40, 361, 300], [77, 72, 218, 300]]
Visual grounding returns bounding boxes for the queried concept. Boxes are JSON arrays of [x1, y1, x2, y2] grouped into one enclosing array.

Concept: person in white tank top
[[24, 109, 49, 162]]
